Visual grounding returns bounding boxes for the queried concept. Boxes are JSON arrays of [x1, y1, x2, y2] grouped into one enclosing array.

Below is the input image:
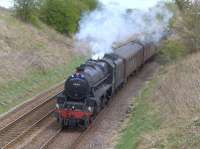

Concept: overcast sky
[[0, 0, 13, 8], [100, 0, 168, 9], [0, 0, 171, 9]]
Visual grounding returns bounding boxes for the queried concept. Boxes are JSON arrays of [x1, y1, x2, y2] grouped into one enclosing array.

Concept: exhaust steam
[[76, 0, 173, 59]]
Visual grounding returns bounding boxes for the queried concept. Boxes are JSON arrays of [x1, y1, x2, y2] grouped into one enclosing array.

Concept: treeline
[[14, 0, 97, 35], [159, 0, 200, 63], [174, 0, 200, 52]]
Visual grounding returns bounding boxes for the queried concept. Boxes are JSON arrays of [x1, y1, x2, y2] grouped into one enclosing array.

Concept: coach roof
[[114, 41, 143, 59]]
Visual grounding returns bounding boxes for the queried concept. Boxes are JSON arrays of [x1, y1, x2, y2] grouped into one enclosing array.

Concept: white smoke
[[76, 0, 173, 59]]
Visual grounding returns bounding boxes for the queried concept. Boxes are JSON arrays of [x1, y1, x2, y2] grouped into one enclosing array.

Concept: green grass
[[116, 73, 200, 149], [164, 121, 200, 149], [116, 81, 161, 149], [0, 56, 85, 115], [157, 40, 187, 64]]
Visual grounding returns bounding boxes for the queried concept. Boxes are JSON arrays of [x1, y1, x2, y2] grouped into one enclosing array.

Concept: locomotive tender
[[55, 40, 157, 128]]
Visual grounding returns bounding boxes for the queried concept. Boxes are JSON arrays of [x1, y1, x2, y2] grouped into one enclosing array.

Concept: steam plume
[[76, 0, 173, 59]]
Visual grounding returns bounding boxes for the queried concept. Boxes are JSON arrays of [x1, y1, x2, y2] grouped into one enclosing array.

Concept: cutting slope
[[117, 52, 200, 149], [0, 8, 85, 115]]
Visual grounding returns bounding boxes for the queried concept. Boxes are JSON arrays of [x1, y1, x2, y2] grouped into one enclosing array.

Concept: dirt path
[[49, 61, 160, 149]]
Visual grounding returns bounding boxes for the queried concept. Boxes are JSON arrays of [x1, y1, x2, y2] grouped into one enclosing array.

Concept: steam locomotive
[[55, 40, 157, 128]]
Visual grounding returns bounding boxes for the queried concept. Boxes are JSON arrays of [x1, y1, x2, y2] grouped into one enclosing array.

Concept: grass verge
[[116, 52, 200, 149], [116, 81, 161, 149], [0, 56, 85, 115]]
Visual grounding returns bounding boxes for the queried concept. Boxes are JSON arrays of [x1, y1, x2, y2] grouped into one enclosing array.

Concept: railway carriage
[[114, 41, 144, 81], [143, 42, 157, 62], [55, 40, 157, 128]]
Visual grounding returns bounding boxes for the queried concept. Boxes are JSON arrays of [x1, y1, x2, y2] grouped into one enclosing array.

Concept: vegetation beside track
[[0, 56, 85, 115], [116, 52, 200, 149], [116, 80, 161, 149], [13, 0, 98, 35], [115, 0, 200, 143], [157, 39, 187, 64], [0, 8, 89, 115]]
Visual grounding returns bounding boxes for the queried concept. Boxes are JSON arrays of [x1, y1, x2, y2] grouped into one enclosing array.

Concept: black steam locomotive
[[55, 41, 157, 128]]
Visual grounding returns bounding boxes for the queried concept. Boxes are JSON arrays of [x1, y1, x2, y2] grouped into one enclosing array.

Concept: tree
[[14, 0, 40, 22], [13, 0, 98, 34], [175, 0, 191, 11], [40, 0, 97, 35], [174, 0, 200, 52]]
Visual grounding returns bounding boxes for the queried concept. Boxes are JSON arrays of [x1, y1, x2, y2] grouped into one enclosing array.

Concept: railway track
[[0, 82, 126, 149], [0, 84, 64, 148], [0, 77, 139, 149], [0, 82, 64, 129], [39, 128, 62, 149], [0, 80, 142, 149], [38, 125, 87, 149], [69, 128, 91, 149], [2, 110, 54, 149], [42, 97, 116, 149], [3, 116, 62, 149]]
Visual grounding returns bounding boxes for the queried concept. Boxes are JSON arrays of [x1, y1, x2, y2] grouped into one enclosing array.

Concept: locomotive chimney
[[76, 64, 85, 72]]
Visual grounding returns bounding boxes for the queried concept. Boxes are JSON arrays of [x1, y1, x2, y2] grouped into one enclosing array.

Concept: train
[[55, 40, 157, 128]]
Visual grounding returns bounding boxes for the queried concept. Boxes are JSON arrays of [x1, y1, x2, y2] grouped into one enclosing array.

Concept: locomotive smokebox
[[64, 74, 90, 101]]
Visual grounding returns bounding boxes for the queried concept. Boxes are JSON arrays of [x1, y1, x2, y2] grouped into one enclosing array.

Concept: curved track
[[0, 84, 64, 148], [0, 61, 158, 149], [45, 61, 159, 149], [43, 96, 116, 149]]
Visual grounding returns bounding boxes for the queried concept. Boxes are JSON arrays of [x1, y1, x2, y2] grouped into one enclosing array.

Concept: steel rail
[[39, 128, 62, 149], [0, 86, 63, 148], [2, 110, 55, 149]]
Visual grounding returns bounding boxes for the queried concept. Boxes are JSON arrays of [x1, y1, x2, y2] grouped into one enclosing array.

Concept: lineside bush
[[14, 0, 40, 25], [13, 0, 97, 35], [39, 0, 97, 35], [174, 0, 200, 52], [158, 39, 187, 64]]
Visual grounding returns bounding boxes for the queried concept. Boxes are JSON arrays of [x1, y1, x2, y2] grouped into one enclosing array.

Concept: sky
[[99, 0, 166, 10], [0, 0, 13, 8], [0, 0, 171, 9]]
